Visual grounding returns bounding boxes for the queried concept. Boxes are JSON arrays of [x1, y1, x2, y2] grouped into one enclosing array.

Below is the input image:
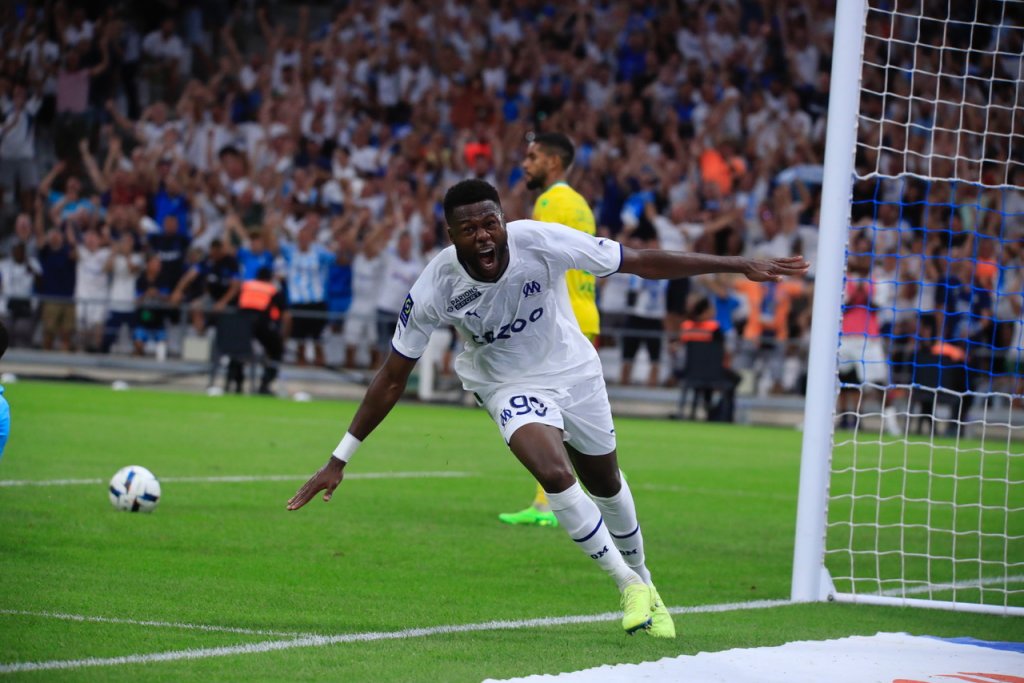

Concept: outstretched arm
[[619, 247, 809, 283], [286, 350, 418, 510], [79, 139, 108, 193]]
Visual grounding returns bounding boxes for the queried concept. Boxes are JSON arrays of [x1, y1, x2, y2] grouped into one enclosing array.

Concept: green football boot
[[498, 506, 558, 527]]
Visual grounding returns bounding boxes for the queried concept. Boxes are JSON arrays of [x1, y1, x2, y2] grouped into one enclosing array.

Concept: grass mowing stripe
[[634, 482, 792, 501], [0, 471, 475, 487], [0, 610, 314, 637], [0, 599, 791, 674]]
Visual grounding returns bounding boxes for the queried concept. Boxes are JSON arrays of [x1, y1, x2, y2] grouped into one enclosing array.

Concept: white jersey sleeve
[[390, 260, 442, 360], [523, 220, 623, 277]]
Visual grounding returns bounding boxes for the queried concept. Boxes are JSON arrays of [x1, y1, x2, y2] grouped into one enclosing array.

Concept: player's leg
[[506, 422, 651, 633], [567, 446, 650, 580], [620, 320, 642, 385], [500, 331, 601, 527], [58, 302, 75, 351], [310, 303, 328, 367], [645, 328, 662, 388], [500, 328, 603, 527], [560, 377, 677, 638], [568, 447, 674, 638], [252, 317, 283, 394], [189, 301, 205, 335]]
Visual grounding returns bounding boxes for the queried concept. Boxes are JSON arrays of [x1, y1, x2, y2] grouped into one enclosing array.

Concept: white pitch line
[[0, 599, 791, 674], [0, 471, 473, 488], [0, 610, 315, 638]]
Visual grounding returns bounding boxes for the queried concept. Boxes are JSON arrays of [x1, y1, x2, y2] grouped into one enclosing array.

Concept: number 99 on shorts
[[499, 394, 548, 427]]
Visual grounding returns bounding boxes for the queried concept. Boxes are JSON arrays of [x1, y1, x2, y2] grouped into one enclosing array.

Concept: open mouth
[[478, 246, 496, 270]]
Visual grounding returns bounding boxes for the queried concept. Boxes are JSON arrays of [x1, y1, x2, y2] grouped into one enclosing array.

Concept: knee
[[534, 463, 576, 494], [585, 469, 622, 499]]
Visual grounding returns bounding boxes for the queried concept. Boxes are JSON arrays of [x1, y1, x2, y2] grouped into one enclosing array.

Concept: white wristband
[[331, 432, 362, 463]]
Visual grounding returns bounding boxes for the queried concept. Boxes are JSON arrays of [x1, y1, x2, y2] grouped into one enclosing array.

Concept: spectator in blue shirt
[[170, 239, 240, 334], [37, 226, 77, 351], [226, 212, 275, 281], [326, 240, 353, 334], [616, 31, 648, 83], [147, 214, 190, 291], [39, 162, 96, 224], [153, 175, 191, 238], [278, 222, 335, 366]]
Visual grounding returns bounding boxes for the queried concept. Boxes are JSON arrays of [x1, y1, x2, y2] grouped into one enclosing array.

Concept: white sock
[[547, 481, 644, 591], [883, 405, 902, 436], [590, 472, 652, 585]]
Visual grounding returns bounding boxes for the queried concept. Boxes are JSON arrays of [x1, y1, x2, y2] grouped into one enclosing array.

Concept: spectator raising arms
[[0, 0, 1015, 423]]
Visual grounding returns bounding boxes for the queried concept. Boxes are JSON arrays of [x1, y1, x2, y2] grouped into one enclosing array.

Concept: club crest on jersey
[[447, 287, 482, 313], [522, 281, 542, 298], [400, 294, 414, 326]]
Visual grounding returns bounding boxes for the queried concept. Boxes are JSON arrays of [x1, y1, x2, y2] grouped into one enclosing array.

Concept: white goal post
[[791, 0, 1023, 615]]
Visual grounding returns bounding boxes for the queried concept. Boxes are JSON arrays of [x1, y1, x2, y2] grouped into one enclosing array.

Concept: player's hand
[[287, 457, 345, 510], [742, 255, 810, 282]]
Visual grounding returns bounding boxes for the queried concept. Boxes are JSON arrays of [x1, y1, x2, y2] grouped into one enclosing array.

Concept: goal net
[[792, 0, 1024, 615]]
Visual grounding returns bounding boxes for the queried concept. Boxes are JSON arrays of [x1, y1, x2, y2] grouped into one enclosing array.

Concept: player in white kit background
[[288, 179, 808, 637]]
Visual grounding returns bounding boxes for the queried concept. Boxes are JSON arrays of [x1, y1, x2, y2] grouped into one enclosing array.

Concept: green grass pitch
[[0, 381, 1020, 681]]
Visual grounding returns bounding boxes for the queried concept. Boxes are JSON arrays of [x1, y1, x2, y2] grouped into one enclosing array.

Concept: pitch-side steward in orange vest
[[239, 280, 281, 321], [678, 319, 720, 343]]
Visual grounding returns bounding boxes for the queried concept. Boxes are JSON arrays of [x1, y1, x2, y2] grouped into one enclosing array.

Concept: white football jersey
[[75, 247, 111, 300], [349, 251, 385, 316], [376, 250, 424, 314], [392, 220, 623, 394]]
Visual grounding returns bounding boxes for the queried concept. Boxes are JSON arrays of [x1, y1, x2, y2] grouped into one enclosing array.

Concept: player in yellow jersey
[[499, 132, 599, 528]]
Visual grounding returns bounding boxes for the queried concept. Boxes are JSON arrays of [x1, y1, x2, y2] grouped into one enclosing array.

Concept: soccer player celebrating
[[288, 179, 808, 638], [498, 132, 599, 528]]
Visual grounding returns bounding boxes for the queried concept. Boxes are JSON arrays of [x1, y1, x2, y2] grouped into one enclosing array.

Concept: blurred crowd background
[[0, 0, 1020, 400]]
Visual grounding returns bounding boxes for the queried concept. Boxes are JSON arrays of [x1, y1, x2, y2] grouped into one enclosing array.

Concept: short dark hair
[[690, 297, 711, 319], [532, 132, 575, 170], [443, 179, 501, 225]]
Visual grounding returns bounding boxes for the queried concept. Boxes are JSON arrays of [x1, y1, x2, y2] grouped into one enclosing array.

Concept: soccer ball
[[108, 466, 161, 512]]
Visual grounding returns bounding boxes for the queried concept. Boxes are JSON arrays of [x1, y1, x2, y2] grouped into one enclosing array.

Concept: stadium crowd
[[0, 0, 1020, 401]]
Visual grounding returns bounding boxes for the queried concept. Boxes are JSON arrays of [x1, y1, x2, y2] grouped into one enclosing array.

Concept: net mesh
[[825, 0, 1024, 611]]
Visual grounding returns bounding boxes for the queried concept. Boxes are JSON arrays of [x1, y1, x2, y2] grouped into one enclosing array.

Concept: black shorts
[[665, 278, 690, 316], [621, 315, 664, 361], [291, 302, 328, 340]]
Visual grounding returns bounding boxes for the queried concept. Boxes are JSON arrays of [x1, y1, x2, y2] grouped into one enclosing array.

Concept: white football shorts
[[342, 308, 378, 346], [838, 334, 889, 385], [479, 373, 617, 455], [76, 300, 107, 328]]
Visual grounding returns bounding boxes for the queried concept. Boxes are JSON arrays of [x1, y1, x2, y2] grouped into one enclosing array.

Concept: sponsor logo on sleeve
[[399, 294, 414, 326], [446, 287, 482, 313]]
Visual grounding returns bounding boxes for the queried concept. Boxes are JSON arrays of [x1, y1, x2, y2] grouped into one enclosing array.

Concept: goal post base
[[830, 592, 1024, 617]]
